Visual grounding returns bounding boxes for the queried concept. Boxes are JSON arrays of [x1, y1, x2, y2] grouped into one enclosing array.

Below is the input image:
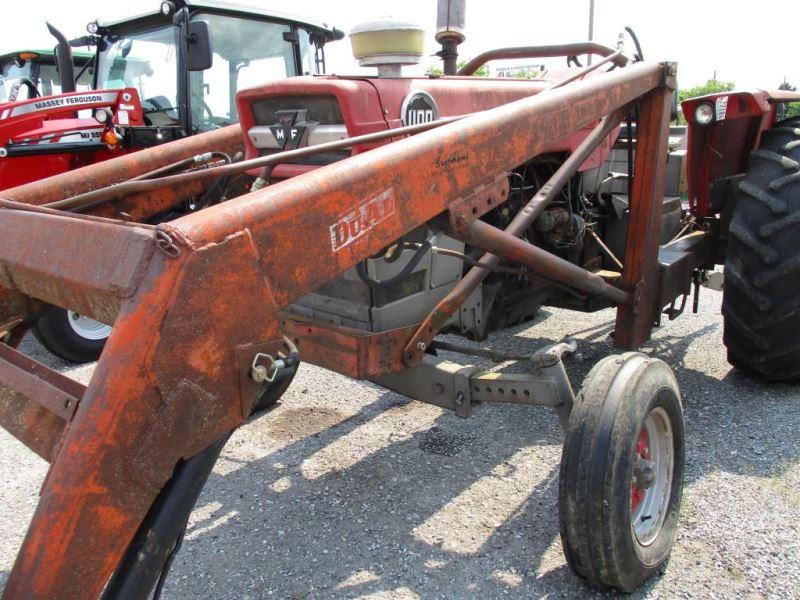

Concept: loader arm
[[0, 60, 673, 598]]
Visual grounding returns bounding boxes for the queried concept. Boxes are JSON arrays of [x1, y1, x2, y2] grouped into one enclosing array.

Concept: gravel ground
[[1, 288, 798, 599]]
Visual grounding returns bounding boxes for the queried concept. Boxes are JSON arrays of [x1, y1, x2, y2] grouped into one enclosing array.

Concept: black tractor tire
[[723, 125, 800, 381], [558, 353, 684, 592], [250, 362, 299, 415], [33, 306, 108, 363]]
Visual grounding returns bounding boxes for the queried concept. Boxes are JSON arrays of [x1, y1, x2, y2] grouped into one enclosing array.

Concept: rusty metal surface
[[48, 114, 470, 215], [0, 210, 156, 324], [0, 343, 84, 462], [280, 313, 417, 379], [614, 78, 676, 349], [447, 175, 510, 236], [1, 124, 244, 208], [0, 62, 671, 599], [457, 42, 627, 75]]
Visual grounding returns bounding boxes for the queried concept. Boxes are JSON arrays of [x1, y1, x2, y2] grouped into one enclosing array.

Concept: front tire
[[723, 125, 800, 381], [33, 306, 110, 363], [558, 353, 685, 591]]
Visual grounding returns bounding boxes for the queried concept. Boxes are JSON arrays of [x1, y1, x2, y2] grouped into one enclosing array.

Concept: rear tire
[[558, 353, 684, 592], [723, 125, 800, 381], [33, 306, 109, 363]]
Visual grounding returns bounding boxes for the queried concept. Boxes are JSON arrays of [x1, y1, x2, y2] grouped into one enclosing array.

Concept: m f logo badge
[[269, 109, 318, 150]]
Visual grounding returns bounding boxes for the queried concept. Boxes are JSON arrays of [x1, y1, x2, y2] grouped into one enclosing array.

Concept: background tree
[[676, 78, 736, 124], [776, 80, 800, 121], [426, 60, 488, 77]]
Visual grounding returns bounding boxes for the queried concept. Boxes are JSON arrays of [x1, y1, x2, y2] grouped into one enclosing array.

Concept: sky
[[2, 0, 798, 90]]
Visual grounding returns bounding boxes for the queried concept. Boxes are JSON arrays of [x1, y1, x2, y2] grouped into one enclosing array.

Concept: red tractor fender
[[682, 90, 791, 217]]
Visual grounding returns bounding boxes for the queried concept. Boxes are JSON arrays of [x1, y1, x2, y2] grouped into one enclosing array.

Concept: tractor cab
[[0, 49, 94, 103], [0, 0, 342, 190], [85, 0, 342, 135]]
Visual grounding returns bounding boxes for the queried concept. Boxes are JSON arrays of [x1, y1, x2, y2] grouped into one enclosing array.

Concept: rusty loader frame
[[0, 59, 676, 597]]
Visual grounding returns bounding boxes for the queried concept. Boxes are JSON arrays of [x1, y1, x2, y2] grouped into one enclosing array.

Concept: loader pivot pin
[[250, 353, 284, 383]]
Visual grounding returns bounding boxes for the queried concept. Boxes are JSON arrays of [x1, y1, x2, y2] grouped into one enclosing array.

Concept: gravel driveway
[[1, 288, 798, 598]]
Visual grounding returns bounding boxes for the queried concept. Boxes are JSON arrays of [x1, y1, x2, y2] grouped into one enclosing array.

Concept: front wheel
[[33, 306, 110, 363], [558, 353, 685, 591]]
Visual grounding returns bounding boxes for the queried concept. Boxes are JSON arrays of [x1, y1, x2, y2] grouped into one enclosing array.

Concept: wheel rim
[[630, 406, 674, 546], [67, 311, 112, 341]]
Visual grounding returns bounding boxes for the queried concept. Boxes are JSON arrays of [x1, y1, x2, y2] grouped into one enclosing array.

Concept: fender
[[682, 89, 800, 217]]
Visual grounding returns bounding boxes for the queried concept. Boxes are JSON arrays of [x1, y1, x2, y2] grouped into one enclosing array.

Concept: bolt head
[[417, 341, 426, 350]]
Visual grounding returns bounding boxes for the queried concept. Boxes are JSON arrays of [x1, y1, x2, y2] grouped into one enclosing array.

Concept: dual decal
[[330, 188, 397, 252]]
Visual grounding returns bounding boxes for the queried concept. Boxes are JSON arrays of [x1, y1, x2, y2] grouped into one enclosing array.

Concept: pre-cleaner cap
[[350, 20, 425, 67]]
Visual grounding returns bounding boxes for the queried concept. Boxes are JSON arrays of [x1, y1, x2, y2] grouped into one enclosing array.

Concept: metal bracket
[[236, 338, 288, 418], [447, 175, 509, 236], [370, 340, 577, 428], [662, 61, 678, 91], [631, 279, 644, 314]]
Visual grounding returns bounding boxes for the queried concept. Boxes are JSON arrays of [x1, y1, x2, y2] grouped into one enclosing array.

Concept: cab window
[[189, 13, 300, 132], [97, 26, 180, 126]]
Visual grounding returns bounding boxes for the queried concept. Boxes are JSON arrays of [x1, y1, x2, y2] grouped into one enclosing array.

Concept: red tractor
[[0, 46, 94, 104], [0, 0, 797, 597], [0, 0, 342, 362]]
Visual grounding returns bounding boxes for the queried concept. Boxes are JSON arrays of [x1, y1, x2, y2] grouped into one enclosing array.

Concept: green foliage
[[777, 81, 800, 120], [512, 69, 540, 79], [425, 60, 488, 77], [677, 79, 736, 104], [676, 78, 736, 124], [470, 63, 489, 77]]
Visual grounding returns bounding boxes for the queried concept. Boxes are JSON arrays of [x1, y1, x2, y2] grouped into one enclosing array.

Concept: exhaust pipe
[[46, 22, 76, 94], [435, 0, 466, 75]]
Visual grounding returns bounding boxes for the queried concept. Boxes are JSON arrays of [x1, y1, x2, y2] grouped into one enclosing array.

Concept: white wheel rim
[[631, 406, 674, 547], [66, 311, 112, 341]]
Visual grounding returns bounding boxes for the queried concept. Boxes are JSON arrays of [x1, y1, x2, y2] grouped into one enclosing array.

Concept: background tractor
[[0, 0, 342, 362], [0, 0, 798, 597], [0, 46, 94, 104]]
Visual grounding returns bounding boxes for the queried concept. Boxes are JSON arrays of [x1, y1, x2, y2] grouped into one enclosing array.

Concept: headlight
[[694, 103, 714, 125], [93, 107, 112, 124], [86, 20, 99, 34], [161, 1, 175, 16]]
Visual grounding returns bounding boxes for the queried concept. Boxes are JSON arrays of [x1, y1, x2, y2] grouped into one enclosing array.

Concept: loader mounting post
[[614, 63, 677, 349]]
